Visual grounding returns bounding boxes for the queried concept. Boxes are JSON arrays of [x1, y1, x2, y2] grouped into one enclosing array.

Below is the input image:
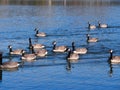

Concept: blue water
[[0, 0, 120, 90]]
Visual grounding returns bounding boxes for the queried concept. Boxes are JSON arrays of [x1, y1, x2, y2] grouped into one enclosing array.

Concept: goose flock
[[0, 22, 120, 70]]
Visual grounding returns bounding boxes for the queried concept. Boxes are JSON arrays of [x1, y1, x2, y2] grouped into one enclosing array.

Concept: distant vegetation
[[0, 0, 119, 6]]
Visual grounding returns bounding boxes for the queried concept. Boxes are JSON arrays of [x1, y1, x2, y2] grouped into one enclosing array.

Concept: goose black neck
[[108, 51, 113, 63], [29, 38, 32, 48], [9, 47, 12, 53], [36, 30, 39, 34], [31, 46, 35, 54], [67, 50, 72, 59], [0, 53, 2, 65], [109, 51, 113, 60], [87, 35, 90, 41], [72, 43, 75, 51], [22, 52, 25, 56], [88, 22, 90, 28], [98, 24, 100, 27], [53, 44, 56, 50]]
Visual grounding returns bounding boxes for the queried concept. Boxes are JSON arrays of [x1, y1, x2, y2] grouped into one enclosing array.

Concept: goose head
[[109, 49, 113, 57], [109, 49, 113, 53], [52, 41, 56, 45], [8, 45, 12, 53], [86, 34, 90, 37], [72, 42, 75, 51], [67, 48, 72, 55], [86, 34, 90, 39], [34, 28, 39, 34], [34, 28, 38, 31], [108, 49, 113, 62], [21, 50, 26, 57], [8, 45, 12, 49], [52, 41, 56, 49]]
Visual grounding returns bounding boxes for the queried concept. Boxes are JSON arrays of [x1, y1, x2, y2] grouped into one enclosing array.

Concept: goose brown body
[[21, 47, 36, 61], [87, 34, 98, 43], [35, 49, 48, 57], [0, 61, 19, 69], [88, 22, 96, 30], [34, 28, 46, 37], [52, 41, 67, 52], [29, 38, 45, 49], [72, 42, 87, 54], [98, 21, 108, 28]]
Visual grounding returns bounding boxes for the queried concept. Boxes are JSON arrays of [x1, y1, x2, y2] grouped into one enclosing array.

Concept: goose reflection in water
[[108, 61, 113, 77]]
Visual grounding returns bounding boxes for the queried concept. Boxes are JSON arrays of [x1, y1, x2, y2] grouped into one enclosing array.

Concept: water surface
[[0, 0, 120, 90]]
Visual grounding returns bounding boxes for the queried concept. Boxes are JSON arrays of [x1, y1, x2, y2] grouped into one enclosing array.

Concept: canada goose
[[86, 34, 98, 43], [8, 45, 25, 55], [88, 22, 96, 30], [21, 47, 36, 61], [67, 48, 79, 61], [72, 42, 87, 54], [35, 49, 48, 57], [0, 61, 19, 69], [34, 28, 46, 37], [52, 41, 67, 53], [109, 49, 120, 63], [29, 38, 45, 49], [98, 21, 108, 28]]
